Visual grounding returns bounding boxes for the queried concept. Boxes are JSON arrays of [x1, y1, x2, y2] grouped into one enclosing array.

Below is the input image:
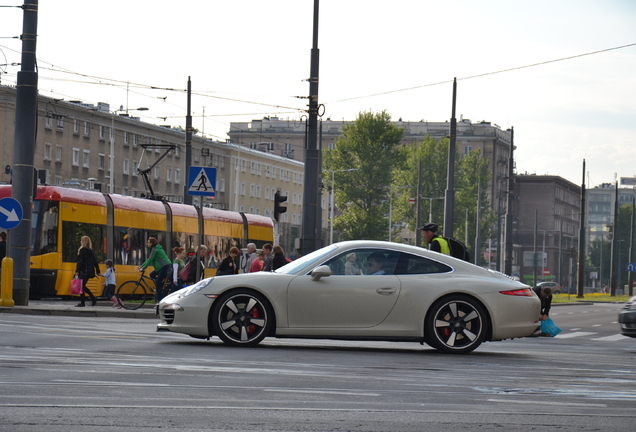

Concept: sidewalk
[[0, 298, 157, 319]]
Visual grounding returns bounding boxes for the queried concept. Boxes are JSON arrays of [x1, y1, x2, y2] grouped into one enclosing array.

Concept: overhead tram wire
[[326, 42, 636, 105]]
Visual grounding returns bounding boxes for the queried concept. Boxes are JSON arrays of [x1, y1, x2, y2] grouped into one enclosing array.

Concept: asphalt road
[[0, 302, 634, 431]]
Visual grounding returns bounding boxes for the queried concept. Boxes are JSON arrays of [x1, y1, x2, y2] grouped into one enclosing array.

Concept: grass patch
[[552, 292, 632, 303]]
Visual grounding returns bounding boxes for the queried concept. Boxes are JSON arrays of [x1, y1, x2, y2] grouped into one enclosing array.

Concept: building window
[[133, 161, 139, 176], [55, 175, 63, 186], [83, 150, 90, 168], [256, 185, 261, 198], [55, 145, 63, 162], [84, 121, 90, 136], [175, 146, 180, 158], [220, 156, 225, 169], [266, 166, 271, 178], [156, 139, 161, 153], [98, 154, 105, 170], [72, 148, 80, 166], [249, 207, 254, 214], [265, 187, 270, 200], [99, 125, 105, 140], [219, 178, 225, 192], [240, 205, 245, 213], [73, 120, 79, 134], [133, 134, 139, 148], [154, 167, 160, 179], [45, 116, 52, 129], [241, 160, 246, 172], [167, 168, 172, 182], [175, 168, 180, 184], [124, 132, 129, 146], [194, 148, 200, 162], [464, 146, 472, 154], [250, 183, 255, 197], [44, 143, 52, 161], [240, 182, 246, 196], [123, 159, 130, 175], [255, 208, 260, 215], [56, 117, 64, 131]]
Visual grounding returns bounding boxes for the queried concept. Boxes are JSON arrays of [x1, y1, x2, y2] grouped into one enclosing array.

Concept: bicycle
[[115, 269, 175, 310]]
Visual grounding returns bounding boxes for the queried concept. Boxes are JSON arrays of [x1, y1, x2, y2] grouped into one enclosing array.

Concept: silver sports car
[[157, 241, 540, 354]]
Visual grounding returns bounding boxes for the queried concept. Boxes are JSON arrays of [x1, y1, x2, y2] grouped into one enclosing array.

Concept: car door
[[286, 248, 401, 328]]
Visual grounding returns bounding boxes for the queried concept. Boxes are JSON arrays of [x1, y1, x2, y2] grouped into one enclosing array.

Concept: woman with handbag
[[75, 236, 101, 307]]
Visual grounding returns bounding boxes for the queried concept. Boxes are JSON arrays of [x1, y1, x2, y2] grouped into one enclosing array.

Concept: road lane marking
[[487, 399, 607, 407], [264, 389, 380, 396], [592, 334, 629, 341]]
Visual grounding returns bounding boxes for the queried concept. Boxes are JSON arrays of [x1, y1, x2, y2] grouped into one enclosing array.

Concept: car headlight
[[178, 278, 213, 298]]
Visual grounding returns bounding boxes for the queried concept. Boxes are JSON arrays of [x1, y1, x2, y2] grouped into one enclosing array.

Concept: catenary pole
[[300, 0, 320, 256], [609, 181, 618, 296], [10, 0, 38, 305], [503, 127, 514, 275], [443, 78, 457, 238], [184, 77, 193, 205]]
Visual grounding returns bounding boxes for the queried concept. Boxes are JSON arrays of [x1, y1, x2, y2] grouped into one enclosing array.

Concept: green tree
[[323, 110, 406, 240], [391, 136, 494, 261]]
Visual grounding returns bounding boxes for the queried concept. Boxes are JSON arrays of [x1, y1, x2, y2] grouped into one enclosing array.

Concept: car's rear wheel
[[211, 289, 272, 347], [425, 295, 487, 354]]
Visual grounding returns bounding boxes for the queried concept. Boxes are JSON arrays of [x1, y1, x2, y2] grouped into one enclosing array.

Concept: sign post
[[0, 197, 24, 307]]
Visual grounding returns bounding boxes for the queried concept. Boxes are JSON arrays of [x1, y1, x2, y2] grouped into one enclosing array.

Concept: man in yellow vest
[[419, 223, 450, 255]]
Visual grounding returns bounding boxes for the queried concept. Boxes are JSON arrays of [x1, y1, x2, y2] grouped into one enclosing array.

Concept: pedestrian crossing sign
[[187, 167, 216, 197]]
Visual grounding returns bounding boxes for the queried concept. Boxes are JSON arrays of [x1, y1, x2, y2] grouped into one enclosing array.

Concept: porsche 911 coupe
[[157, 241, 540, 354]]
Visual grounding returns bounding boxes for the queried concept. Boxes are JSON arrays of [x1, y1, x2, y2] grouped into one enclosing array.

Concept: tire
[[425, 295, 488, 354], [116, 280, 149, 310], [211, 289, 272, 347]]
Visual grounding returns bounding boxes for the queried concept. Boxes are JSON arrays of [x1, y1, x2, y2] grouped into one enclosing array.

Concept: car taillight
[[500, 288, 534, 296]]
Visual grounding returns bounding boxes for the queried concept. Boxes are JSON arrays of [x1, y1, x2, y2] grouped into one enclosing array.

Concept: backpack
[[445, 237, 470, 262], [179, 261, 191, 282]]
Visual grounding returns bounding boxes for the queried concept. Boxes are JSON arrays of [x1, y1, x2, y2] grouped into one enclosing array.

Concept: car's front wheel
[[211, 289, 272, 347], [425, 295, 488, 354]]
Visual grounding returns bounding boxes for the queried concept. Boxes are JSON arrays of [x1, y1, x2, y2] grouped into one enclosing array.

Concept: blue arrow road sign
[[187, 167, 217, 197], [0, 197, 23, 230], [627, 263, 636, 272]]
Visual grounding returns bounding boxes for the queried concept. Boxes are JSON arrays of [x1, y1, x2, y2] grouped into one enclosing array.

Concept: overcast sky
[[1, 0, 635, 186]]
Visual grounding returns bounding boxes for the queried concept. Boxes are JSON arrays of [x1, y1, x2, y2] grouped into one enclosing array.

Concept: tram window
[[205, 235, 241, 269], [61, 221, 106, 263], [32, 200, 59, 255]]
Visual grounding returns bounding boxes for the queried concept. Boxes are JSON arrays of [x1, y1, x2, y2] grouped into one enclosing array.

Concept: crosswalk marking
[[554, 331, 597, 339]]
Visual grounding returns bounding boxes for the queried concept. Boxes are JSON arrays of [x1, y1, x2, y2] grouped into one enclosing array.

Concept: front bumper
[[618, 309, 636, 338]]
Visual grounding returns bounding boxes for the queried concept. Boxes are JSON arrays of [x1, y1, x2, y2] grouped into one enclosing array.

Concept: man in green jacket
[[139, 237, 172, 301]]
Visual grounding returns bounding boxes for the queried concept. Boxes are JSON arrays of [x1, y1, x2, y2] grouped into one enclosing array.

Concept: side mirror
[[311, 265, 332, 281]]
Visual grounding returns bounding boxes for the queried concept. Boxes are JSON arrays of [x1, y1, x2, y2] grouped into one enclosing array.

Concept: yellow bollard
[[1, 257, 14, 307]]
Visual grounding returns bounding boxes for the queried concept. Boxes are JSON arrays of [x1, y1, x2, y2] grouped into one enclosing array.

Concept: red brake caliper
[[248, 307, 260, 334]]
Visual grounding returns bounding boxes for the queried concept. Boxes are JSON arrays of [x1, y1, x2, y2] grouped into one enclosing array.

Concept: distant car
[[536, 281, 563, 294], [618, 295, 636, 338], [157, 240, 541, 354]]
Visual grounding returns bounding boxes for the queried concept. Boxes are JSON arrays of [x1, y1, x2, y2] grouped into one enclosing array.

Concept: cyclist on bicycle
[[138, 237, 172, 302]]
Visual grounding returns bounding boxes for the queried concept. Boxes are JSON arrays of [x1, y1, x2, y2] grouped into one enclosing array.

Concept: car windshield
[[274, 245, 339, 275]]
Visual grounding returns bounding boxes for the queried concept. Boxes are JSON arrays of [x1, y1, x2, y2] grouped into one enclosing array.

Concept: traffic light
[[274, 191, 287, 221]]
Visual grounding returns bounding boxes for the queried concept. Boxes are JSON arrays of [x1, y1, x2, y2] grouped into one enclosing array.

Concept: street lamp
[[109, 106, 148, 194], [328, 168, 357, 244]]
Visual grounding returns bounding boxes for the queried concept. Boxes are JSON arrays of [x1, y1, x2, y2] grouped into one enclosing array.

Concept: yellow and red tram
[[0, 185, 274, 299]]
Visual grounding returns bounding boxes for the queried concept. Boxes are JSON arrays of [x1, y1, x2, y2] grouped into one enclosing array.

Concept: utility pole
[[443, 78, 457, 239], [184, 76, 193, 205], [300, 0, 320, 256], [503, 127, 514, 275], [10, 0, 38, 305], [628, 197, 635, 296], [609, 181, 619, 296], [576, 159, 586, 298]]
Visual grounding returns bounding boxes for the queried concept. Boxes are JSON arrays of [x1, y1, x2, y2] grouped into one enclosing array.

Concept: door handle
[[376, 287, 397, 295]]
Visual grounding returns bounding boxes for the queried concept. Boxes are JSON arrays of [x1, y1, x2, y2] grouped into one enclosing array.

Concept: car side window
[[323, 249, 399, 276], [394, 253, 452, 275]]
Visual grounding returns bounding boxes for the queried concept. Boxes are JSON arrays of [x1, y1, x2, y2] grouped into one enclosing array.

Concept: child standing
[[172, 247, 187, 291], [102, 259, 120, 308]]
